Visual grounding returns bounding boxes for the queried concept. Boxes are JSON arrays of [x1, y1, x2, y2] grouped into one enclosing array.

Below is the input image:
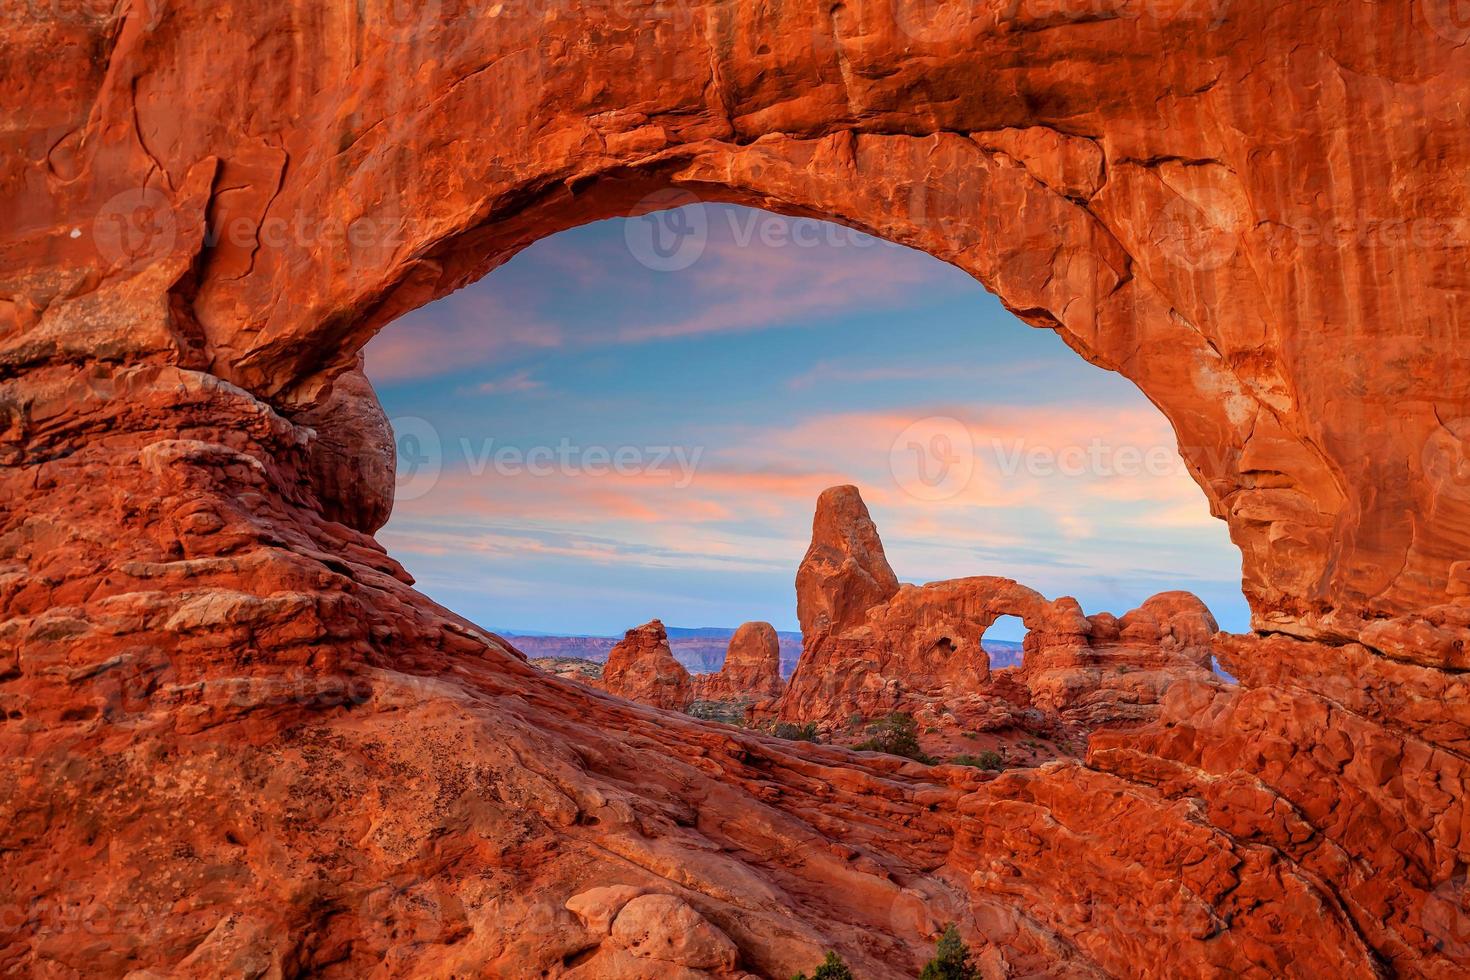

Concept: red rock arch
[[3, 1, 1468, 975]]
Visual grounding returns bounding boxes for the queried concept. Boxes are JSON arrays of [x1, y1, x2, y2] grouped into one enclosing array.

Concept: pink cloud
[[380, 399, 1223, 584], [612, 239, 950, 343], [365, 292, 562, 382], [472, 369, 545, 395]]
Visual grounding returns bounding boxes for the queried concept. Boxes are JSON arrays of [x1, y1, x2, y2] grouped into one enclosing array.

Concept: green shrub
[[919, 923, 979, 979], [952, 750, 1005, 771], [791, 950, 855, 980], [853, 712, 935, 764], [772, 721, 820, 742]]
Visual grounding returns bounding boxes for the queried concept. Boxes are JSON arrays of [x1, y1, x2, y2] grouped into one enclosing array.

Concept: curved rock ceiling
[[1, 1, 1467, 975]]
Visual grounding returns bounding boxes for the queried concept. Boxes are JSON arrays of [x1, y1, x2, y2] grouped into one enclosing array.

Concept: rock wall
[[2, 1, 1468, 976]]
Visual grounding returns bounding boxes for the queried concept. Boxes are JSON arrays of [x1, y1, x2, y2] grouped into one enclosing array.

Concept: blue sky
[[363, 204, 1248, 640]]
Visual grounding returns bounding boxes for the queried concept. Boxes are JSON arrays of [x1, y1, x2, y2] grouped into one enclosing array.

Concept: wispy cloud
[[367, 293, 563, 382], [612, 239, 945, 344], [384, 400, 1224, 590], [785, 357, 1058, 390], [471, 369, 545, 395]]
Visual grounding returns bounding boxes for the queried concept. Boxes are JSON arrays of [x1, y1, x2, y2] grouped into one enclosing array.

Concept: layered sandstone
[[597, 619, 694, 712], [2, 1, 1468, 976], [1023, 591, 1219, 727], [774, 488, 1220, 743], [795, 486, 901, 638], [692, 621, 785, 704]]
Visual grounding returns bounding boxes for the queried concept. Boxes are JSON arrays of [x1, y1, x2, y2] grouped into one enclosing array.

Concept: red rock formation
[[796, 486, 900, 638], [776, 488, 1218, 740], [598, 619, 694, 712], [1024, 591, 1219, 727], [2, 2, 1468, 976], [693, 621, 784, 704]]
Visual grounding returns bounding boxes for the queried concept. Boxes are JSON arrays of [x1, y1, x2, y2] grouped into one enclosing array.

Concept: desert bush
[[952, 750, 1005, 771], [771, 721, 820, 742], [854, 712, 935, 764], [919, 923, 979, 979], [791, 951, 855, 980]]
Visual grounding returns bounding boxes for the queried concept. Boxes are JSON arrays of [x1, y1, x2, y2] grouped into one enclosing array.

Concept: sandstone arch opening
[[981, 615, 1026, 670], [359, 202, 1243, 769]]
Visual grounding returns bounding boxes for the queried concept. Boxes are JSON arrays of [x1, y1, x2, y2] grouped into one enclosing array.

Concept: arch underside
[[1, 0, 1467, 975]]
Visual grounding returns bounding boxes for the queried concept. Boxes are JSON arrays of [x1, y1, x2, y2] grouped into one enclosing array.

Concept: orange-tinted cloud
[[367, 293, 563, 382]]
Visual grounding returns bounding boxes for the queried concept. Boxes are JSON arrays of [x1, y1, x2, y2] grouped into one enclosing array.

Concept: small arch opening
[[981, 615, 1027, 670]]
